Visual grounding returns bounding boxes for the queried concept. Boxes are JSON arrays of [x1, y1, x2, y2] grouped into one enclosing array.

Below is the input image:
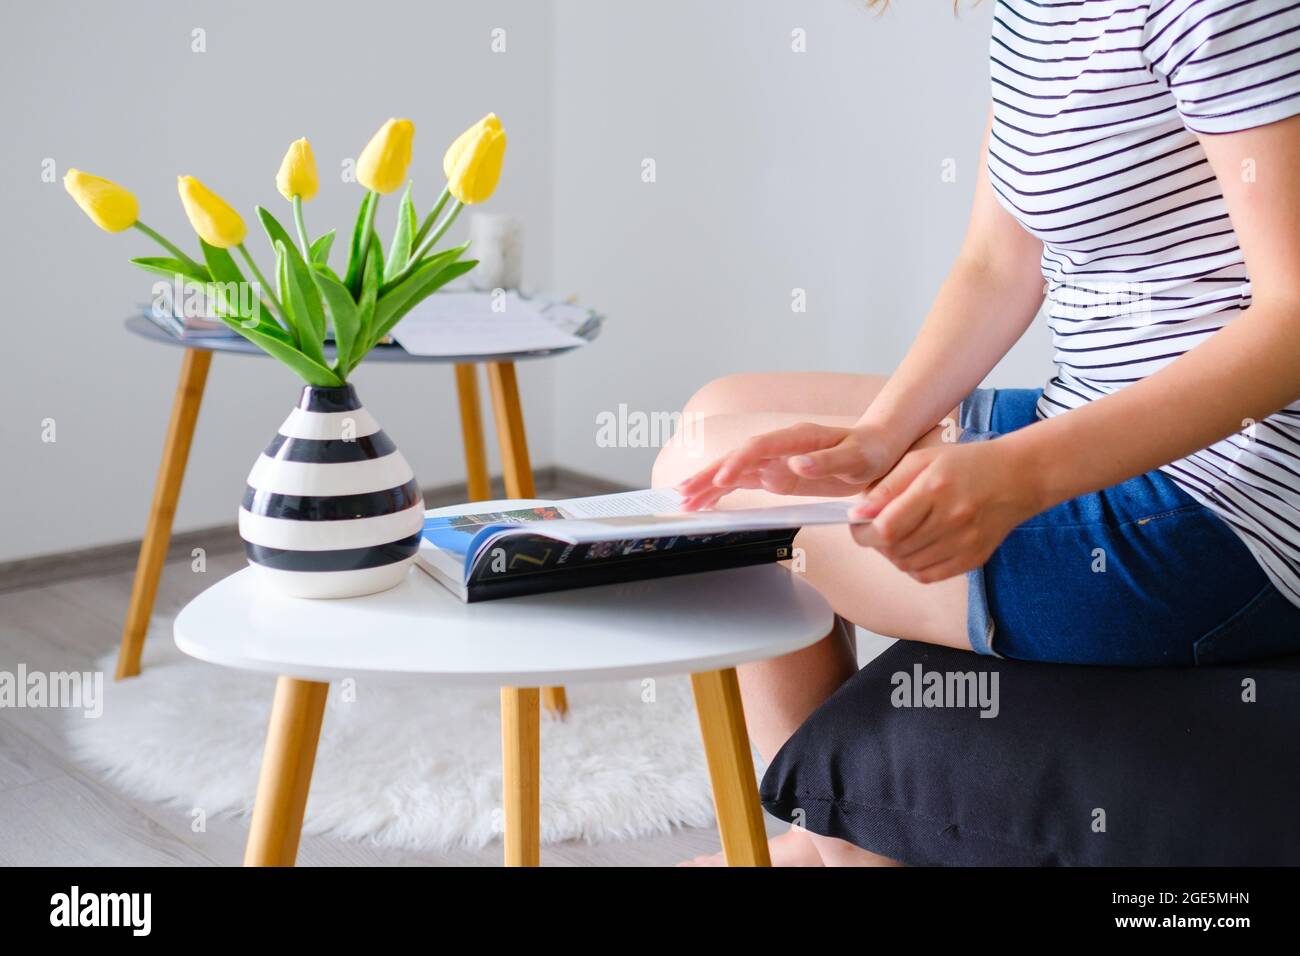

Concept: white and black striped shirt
[[990, 0, 1300, 605]]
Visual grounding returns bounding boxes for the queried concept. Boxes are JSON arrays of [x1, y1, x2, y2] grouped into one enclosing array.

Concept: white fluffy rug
[[65, 626, 726, 851]]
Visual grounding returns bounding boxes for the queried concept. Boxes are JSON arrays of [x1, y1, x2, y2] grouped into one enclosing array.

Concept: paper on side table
[[390, 291, 588, 356]]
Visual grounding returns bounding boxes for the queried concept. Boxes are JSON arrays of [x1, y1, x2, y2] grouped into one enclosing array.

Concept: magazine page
[[516, 498, 863, 545], [555, 488, 684, 518]]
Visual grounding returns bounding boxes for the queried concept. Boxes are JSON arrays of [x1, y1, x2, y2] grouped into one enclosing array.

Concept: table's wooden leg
[[454, 363, 492, 502], [487, 361, 569, 719], [540, 687, 568, 718], [244, 677, 329, 867], [500, 687, 541, 867], [485, 360, 537, 499], [115, 347, 213, 680], [690, 668, 772, 867]]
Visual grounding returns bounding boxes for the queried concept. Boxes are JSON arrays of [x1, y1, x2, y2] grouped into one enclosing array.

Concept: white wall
[[548, 0, 1052, 485], [0, 0, 555, 561], [2, 0, 1056, 563]]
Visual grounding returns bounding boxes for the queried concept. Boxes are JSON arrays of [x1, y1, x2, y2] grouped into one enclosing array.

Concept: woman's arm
[[853, 115, 1300, 582], [677, 112, 1045, 509]]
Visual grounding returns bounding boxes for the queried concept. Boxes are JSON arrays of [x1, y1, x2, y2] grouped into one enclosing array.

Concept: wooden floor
[[0, 479, 789, 867]]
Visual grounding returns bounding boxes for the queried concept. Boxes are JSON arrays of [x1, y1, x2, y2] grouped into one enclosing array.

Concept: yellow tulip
[[356, 118, 415, 194], [442, 113, 506, 205], [276, 138, 318, 201], [63, 169, 139, 232], [177, 175, 247, 248]]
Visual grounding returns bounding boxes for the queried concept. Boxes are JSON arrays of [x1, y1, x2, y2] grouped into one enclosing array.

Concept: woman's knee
[[651, 413, 724, 488], [681, 373, 773, 419], [651, 410, 781, 488]]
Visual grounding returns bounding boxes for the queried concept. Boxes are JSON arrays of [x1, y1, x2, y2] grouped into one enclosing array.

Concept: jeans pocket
[[1193, 583, 1300, 665]]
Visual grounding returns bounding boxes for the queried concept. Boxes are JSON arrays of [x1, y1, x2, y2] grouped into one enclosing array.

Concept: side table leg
[[454, 363, 492, 502], [690, 668, 772, 867], [115, 347, 213, 680], [500, 687, 541, 867], [244, 677, 329, 867], [487, 361, 569, 719]]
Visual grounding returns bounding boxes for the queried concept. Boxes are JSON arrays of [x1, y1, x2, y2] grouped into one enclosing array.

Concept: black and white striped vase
[[239, 384, 424, 599]]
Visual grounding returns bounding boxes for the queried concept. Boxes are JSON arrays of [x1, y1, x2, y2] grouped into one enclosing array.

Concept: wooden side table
[[117, 314, 600, 719], [173, 563, 834, 866]]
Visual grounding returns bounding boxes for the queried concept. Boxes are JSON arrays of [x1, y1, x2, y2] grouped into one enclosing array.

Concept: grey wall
[[0, 0, 556, 561], [548, 0, 1052, 484]]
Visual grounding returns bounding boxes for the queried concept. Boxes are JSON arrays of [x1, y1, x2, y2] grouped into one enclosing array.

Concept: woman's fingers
[[676, 422, 867, 511], [681, 467, 862, 511], [713, 423, 847, 485], [852, 491, 932, 551], [756, 461, 865, 498], [885, 511, 949, 562], [674, 456, 725, 495], [680, 468, 766, 510], [679, 484, 729, 511], [850, 451, 932, 520], [789, 439, 875, 483]]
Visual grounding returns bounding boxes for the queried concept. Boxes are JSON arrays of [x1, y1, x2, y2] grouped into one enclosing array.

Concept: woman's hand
[[676, 421, 907, 511], [849, 439, 1042, 583]]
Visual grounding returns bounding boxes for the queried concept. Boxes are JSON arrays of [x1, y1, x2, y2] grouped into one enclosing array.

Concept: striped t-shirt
[[989, 0, 1300, 605]]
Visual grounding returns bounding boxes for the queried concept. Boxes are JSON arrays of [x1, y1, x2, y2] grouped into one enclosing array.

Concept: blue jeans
[[958, 388, 1300, 666]]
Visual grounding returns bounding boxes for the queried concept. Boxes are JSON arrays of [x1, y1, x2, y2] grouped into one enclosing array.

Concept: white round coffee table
[[174, 563, 833, 867]]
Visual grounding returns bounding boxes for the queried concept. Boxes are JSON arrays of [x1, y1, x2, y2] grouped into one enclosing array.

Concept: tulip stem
[[133, 221, 203, 272], [237, 243, 286, 328], [412, 185, 451, 250], [292, 195, 312, 261], [408, 200, 464, 268]]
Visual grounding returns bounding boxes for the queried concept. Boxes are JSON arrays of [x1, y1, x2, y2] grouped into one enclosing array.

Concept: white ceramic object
[[466, 212, 523, 291], [240, 384, 424, 599]]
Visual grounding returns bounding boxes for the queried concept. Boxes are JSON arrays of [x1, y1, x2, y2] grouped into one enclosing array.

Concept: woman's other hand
[[676, 422, 905, 511], [848, 440, 1042, 583]]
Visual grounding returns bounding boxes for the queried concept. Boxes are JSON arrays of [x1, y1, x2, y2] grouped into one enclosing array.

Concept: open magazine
[[416, 488, 864, 602]]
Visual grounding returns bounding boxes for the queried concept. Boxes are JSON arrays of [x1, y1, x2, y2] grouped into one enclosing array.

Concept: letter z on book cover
[[416, 488, 863, 602]]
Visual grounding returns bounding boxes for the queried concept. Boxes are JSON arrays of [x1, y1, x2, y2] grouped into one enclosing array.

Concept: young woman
[[654, 0, 1300, 866]]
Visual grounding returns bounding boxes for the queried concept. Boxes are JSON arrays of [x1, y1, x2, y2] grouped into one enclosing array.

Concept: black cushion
[[760, 641, 1300, 865]]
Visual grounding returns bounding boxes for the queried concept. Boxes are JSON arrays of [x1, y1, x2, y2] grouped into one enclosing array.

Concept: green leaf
[[377, 240, 467, 297], [200, 240, 242, 286], [129, 256, 211, 285], [315, 268, 361, 377], [211, 310, 342, 387], [200, 240, 290, 341], [314, 262, 343, 285], [310, 229, 336, 265], [344, 191, 377, 296], [383, 183, 417, 284], [351, 245, 381, 373], [277, 241, 328, 369], [369, 258, 478, 350], [257, 206, 326, 341], [207, 288, 295, 346], [375, 243, 469, 318]]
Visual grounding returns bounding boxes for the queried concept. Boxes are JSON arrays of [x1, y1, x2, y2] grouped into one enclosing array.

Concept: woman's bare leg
[[654, 373, 970, 866]]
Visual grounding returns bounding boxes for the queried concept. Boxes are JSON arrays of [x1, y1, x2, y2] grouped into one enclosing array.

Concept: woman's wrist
[[848, 419, 913, 477], [997, 426, 1062, 516], [855, 403, 952, 457]]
